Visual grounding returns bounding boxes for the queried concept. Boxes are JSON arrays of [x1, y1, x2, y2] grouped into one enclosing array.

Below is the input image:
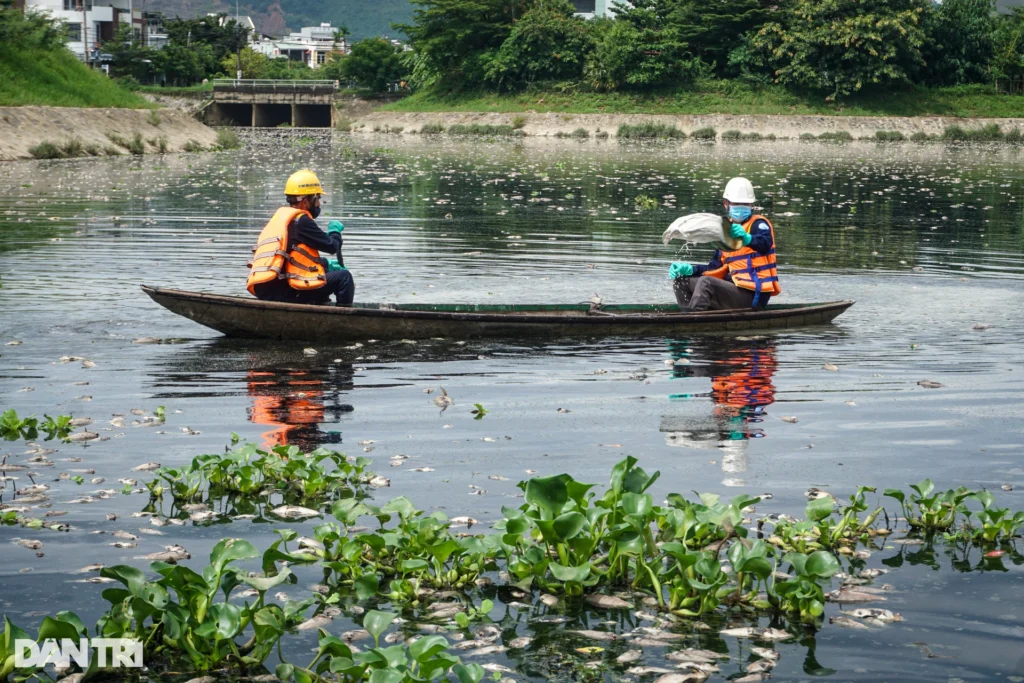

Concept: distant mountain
[[153, 0, 414, 41]]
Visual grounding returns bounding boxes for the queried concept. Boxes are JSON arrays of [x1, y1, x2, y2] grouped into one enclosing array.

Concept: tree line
[[397, 0, 1024, 100]]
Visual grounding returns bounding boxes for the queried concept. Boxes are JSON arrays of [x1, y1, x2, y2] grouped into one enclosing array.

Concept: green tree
[[163, 15, 250, 80], [484, 0, 592, 90], [672, 0, 772, 76], [742, 0, 930, 100], [338, 37, 410, 93], [262, 57, 316, 80], [395, 0, 534, 89], [584, 0, 703, 90], [922, 0, 994, 85], [153, 42, 209, 85], [220, 46, 268, 79], [991, 8, 1024, 81], [102, 24, 154, 81]]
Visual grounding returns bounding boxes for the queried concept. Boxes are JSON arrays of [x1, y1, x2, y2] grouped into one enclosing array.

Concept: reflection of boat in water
[[143, 286, 853, 341], [661, 340, 777, 486]]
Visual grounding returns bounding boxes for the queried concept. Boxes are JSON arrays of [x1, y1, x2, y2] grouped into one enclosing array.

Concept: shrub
[[447, 123, 518, 136], [335, 116, 353, 132], [103, 146, 121, 156], [389, 126, 404, 134], [113, 75, 141, 91], [84, 143, 101, 156], [570, 127, 589, 139], [106, 132, 129, 148], [740, 132, 763, 141], [419, 122, 445, 134], [216, 129, 241, 150], [127, 132, 145, 155], [511, 115, 528, 130], [721, 129, 742, 141], [617, 122, 685, 139], [799, 133, 817, 141], [182, 140, 204, 153], [149, 136, 168, 153], [1006, 128, 1023, 143], [818, 131, 854, 142], [595, 130, 609, 139], [875, 131, 906, 142], [59, 137, 84, 157], [943, 123, 1003, 142], [28, 142, 63, 159], [691, 127, 717, 140], [910, 131, 932, 142], [147, 110, 162, 126]]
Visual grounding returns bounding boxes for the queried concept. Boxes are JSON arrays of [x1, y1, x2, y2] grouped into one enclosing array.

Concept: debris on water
[[369, 476, 391, 487], [303, 348, 317, 356], [985, 550, 1006, 559], [653, 674, 709, 683], [81, 360, 96, 369], [132, 337, 161, 344], [848, 608, 902, 623], [76, 564, 104, 573], [890, 538, 924, 545], [780, 416, 798, 423], [616, 650, 643, 664], [449, 516, 479, 528], [750, 647, 779, 661], [411, 467, 435, 472], [132, 462, 160, 472], [271, 505, 322, 519], [434, 387, 454, 412], [917, 380, 944, 389], [971, 323, 991, 331], [829, 615, 873, 630], [557, 408, 571, 413], [745, 659, 775, 674], [823, 363, 839, 371], [858, 568, 887, 579], [69, 417, 92, 427], [16, 539, 42, 550], [296, 614, 333, 631], [488, 474, 509, 481], [59, 356, 85, 363], [665, 649, 728, 664], [112, 531, 137, 540], [539, 594, 559, 607], [509, 637, 532, 649], [627, 666, 674, 675], [1001, 484, 1013, 491]]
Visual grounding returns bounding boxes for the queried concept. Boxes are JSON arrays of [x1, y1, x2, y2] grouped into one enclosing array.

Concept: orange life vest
[[246, 207, 326, 295], [703, 214, 780, 308]]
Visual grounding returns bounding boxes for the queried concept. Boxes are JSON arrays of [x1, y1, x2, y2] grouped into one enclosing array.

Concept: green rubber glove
[[668, 262, 694, 279], [325, 258, 346, 272], [327, 220, 345, 235], [730, 222, 752, 246]]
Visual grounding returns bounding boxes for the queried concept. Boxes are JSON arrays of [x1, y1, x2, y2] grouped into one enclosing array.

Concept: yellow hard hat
[[284, 169, 325, 196]]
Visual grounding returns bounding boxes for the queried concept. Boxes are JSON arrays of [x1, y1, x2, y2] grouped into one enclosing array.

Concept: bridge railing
[[213, 79, 338, 95]]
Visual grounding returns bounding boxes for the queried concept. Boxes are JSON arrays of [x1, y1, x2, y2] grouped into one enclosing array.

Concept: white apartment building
[[25, 0, 145, 61], [573, 0, 616, 18], [253, 23, 347, 69]]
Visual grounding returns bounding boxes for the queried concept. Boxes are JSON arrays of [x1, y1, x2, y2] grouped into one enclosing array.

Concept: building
[[24, 0, 146, 61], [253, 23, 347, 69], [573, 0, 616, 18]]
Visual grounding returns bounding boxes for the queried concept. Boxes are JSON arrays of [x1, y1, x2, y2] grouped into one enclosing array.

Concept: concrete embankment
[[0, 107, 219, 161], [346, 110, 1024, 138]]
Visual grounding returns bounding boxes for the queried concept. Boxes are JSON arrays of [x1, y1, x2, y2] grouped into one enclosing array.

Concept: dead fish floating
[[584, 594, 631, 609], [917, 380, 944, 389], [719, 627, 793, 640], [271, 505, 323, 519], [67, 431, 99, 443], [433, 387, 454, 412], [132, 462, 161, 472]]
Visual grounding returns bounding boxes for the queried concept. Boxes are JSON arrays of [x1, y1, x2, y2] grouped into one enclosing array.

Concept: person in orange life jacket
[[668, 177, 780, 312], [248, 170, 355, 306]]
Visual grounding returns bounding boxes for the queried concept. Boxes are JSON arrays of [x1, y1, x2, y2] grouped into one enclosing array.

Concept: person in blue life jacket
[[668, 177, 781, 312], [246, 170, 355, 306]]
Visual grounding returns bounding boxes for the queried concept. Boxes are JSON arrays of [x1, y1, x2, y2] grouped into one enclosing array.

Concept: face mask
[[728, 205, 752, 222], [309, 205, 321, 219]]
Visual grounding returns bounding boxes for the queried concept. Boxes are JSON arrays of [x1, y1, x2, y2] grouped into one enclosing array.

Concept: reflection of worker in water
[[662, 341, 777, 486], [247, 362, 355, 451]]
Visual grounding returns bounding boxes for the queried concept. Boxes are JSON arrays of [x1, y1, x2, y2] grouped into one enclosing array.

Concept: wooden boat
[[143, 286, 853, 342]]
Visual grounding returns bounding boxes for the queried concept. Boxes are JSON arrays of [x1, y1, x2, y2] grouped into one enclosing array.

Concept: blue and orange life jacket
[[703, 214, 781, 308], [246, 207, 326, 295]]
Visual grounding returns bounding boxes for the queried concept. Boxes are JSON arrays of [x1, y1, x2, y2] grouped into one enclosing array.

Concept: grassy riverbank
[[382, 82, 1024, 118], [0, 44, 150, 108]]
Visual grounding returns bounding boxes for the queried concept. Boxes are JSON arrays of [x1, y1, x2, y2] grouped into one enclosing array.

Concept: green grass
[[617, 122, 685, 139], [0, 44, 151, 108], [382, 81, 1024, 118]]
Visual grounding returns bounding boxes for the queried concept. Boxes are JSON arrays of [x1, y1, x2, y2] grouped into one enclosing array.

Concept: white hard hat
[[723, 177, 756, 203]]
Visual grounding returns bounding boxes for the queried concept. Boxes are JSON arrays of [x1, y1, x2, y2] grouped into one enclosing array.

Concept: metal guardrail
[[213, 79, 338, 94]]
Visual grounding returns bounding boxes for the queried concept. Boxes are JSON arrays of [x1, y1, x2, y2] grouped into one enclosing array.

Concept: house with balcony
[[253, 23, 347, 69]]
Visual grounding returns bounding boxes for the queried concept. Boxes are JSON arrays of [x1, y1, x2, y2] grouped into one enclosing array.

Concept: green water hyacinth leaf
[[549, 561, 591, 582], [526, 474, 571, 518], [806, 496, 834, 522], [36, 616, 82, 642], [354, 573, 379, 600], [552, 511, 587, 541], [883, 488, 905, 503], [453, 662, 486, 683], [409, 634, 449, 662], [362, 610, 394, 647], [242, 567, 295, 592], [805, 551, 840, 578], [211, 538, 259, 572], [100, 564, 147, 595], [911, 479, 935, 499]]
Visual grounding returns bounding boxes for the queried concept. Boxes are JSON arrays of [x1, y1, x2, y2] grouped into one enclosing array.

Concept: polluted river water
[[1, 135, 1023, 681]]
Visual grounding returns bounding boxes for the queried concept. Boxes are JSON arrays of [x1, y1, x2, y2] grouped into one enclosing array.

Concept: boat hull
[[142, 286, 854, 341]]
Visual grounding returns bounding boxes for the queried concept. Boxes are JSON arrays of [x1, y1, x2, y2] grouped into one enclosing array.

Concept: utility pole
[[235, 0, 242, 80], [80, 0, 89, 66]]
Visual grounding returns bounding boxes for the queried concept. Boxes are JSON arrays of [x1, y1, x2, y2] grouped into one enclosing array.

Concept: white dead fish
[[271, 505, 322, 519], [823, 363, 839, 372], [829, 615, 873, 630], [971, 323, 991, 331], [369, 476, 391, 487], [68, 417, 92, 427], [569, 630, 618, 641], [665, 649, 728, 664], [617, 650, 643, 664], [16, 539, 42, 550], [780, 416, 799, 424], [539, 594, 559, 607], [67, 431, 99, 442], [111, 541, 137, 549], [827, 588, 887, 604], [111, 531, 137, 540], [488, 474, 510, 481], [411, 467, 435, 473], [81, 360, 96, 369], [750, 647, 779, 661], [303, 348, 318, 356], [481, 663, 515, 674], [140, 546, 190, 563], [76, 563, 104, 573], [189, 511, 216, 523], [296, 614, 333, 631], [463, 645, 507, 657], [509, 637, 532, 649], [449, 516, 479, 528], [746, 659, 775, 674], [627, 667, 675, 675], [719, 627, 792, 640], [848, 608, 902, 623], [132, 462, 160, 472], [917, 380, 943, 389], [857, 568, 888, 579], [132, 337, 161, 344]]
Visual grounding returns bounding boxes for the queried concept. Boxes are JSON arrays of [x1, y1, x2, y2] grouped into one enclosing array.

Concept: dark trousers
[[673, 276, 758, 312], [253, 259, 355, 306]]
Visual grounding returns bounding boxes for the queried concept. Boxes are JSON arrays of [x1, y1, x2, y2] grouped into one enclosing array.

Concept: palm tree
[[332, 25, 351, 53]]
